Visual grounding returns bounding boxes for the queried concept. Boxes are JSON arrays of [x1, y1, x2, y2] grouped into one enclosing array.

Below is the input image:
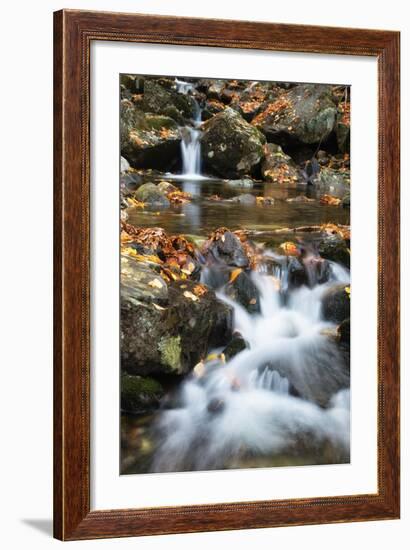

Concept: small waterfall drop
[[150, 255, 351, 473], [175, 79, 204, 180]]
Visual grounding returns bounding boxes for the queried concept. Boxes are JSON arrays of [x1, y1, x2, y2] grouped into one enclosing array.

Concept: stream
[[121, 79, 350, 475]]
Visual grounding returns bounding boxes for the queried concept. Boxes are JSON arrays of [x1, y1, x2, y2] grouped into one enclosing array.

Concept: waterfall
[[175, 78, 204, 180], [150, 256, 351, 473]]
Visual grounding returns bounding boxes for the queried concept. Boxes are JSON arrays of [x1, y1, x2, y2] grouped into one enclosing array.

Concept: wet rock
[[121, 279, 233, 376], [120, 102, 181, 171], [201, 108, 266, 178], [157, 180, 178, 195], [223, 333, 249, 360], [202, 98, 226, 120], [134, 183, 170, 207], [287, 257, 308, 288], [203, 230, 249, 268], [207, 397, 225, 415], [224, 178, 254, 189], [225, 271, 260, 314], [231, 193, 257, 205], [252, 84, 337, 147], [314, 166, 350, 197], [342, 193, 350, 209], [321, 284, 350, 324], [317, 234, 350, 268], [121, 256, 169, 305], [261, 143, 300, 184], [121, 156, 130, 173], [338, 318, 350, 346], [142, 79, 196, 123], [121, 373, 164, 414]]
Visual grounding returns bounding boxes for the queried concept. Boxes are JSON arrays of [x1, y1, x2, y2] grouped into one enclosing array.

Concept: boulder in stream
[[120, 101, 181, 171], [202, 229, 249, 268], [201, 107, 266, 178], [121, 278, 233, 377], [121, 373, 164, 414], [252, 84, 337, 147], [134, 183, 170, 207], [225, 270, 261, 314], [261, 143, 300, 184], [321, 284, 350, 324]]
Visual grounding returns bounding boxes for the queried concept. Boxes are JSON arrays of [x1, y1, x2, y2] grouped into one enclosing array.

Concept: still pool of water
[[127, 177, 349, 239]]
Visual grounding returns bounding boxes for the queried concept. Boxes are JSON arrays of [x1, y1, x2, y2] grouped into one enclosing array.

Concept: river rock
[[121, 373, 164, 414], [317, 234, 350, 268], [157, 181, 178, 195], [222, 333, 249, 360], [224, 178, 254, 189], [121, 278, 233, 376], [314, 166, 350, 197], [201, 108, 266, 178], [338, 318, 350, 346], [231, 193, 257, 205], [261, 143, 300, 184], [142, 79, 197, 123], [252, 84, 337, 146], [134, 183, 170, 207], [225, 271, 260, 314], [203, 230, 249, 268], [321, 284, 350, 324], [120, 102, 181, 171], [121, 256, 168, 305]]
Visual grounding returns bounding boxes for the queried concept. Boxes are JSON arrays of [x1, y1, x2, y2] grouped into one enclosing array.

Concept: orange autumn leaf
[[229, 268, 243, 284], [320, 194, 342, 206]]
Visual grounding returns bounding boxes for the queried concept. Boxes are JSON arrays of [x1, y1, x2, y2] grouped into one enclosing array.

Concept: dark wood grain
[[53, 9, 400, 541]]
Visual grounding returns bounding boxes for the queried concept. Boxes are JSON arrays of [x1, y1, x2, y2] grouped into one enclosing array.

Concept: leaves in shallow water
[[167, 190, 192, 204], [320, 194, 342, 206], [126, 197, 145, 208]]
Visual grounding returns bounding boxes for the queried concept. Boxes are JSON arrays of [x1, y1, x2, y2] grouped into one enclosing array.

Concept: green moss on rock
[[158, 336, 182, 373], [121, 373, 164, 414]]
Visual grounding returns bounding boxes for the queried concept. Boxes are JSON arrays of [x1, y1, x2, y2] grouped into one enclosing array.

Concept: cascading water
[[175, 79, 204, 180], [150, 253, 350, 473]]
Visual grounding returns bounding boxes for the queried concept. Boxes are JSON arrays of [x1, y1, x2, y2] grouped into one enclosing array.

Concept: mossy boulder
[[134, 183, 170, 207], [222, 333, 249, 360], [317, 234, 350, 268], [120, 101, 181, 171], [121, 278, 233, 376], [252, 84, 337, 146], [121, 373, 164, 414], [142, 79, 197, 123], [201, 108, 266, 178]]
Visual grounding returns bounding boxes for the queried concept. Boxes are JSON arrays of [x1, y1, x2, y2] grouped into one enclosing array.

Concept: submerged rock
[[201, 107, 266, 178], [231, 193, 257, 205], [134, 183, 170, 207], [121, 373, 164, 414], [224, 178, 254, 189], [252, 84, 337, 146], [321, 284, 350, 324]]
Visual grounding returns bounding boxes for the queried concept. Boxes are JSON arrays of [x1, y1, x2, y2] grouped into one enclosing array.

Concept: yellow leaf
[[345, 286, 351, 298], [229, 268, 242, 283], [193, 361, 205, 378]]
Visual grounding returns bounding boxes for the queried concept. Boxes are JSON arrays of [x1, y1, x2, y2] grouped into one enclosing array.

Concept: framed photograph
[[54, 9, 400, 540]]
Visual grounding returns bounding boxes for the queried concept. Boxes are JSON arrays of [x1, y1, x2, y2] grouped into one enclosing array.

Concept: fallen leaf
[[320, 194, 342, 206], [229, 268, 242, 283], [279, 241, 300, 256]]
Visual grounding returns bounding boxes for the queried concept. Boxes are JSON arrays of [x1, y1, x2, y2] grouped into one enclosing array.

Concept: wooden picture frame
[[54, 9, 400, 540]]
